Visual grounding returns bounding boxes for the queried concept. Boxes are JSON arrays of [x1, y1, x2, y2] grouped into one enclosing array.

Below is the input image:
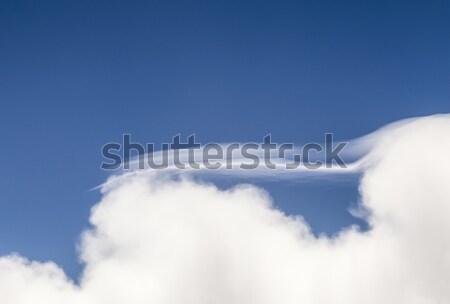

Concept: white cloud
[[1, 114, 450, 304]]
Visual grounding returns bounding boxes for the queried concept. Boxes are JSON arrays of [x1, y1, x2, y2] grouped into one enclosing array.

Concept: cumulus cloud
[[1, 114, 450, 304]]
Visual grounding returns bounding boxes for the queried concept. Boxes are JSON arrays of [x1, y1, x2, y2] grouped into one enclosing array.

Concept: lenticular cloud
[[1, 115, 450, 304]]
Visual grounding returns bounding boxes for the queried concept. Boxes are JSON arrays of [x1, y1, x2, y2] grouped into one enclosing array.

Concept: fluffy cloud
[[1, 115, 450, 304]]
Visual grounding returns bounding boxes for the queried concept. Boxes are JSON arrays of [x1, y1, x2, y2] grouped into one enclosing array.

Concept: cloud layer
[[1, 115, 450, 304]]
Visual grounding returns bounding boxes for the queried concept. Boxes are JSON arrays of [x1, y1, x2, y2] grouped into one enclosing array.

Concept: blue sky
[[1, 0, 449, 279]]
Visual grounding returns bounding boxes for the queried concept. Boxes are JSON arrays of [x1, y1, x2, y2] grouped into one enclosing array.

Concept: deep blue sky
[[1, 0, 449, 279]]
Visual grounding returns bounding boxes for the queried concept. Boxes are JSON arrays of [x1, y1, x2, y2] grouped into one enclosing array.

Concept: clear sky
[[1, 0, 449, 279]]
